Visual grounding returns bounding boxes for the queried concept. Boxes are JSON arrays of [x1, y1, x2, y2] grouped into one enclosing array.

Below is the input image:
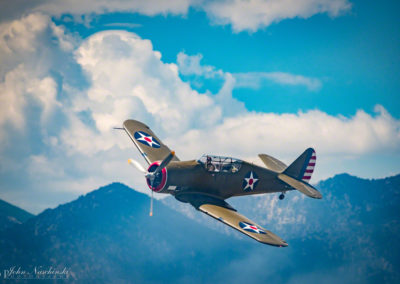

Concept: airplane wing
[[123, 119, 180, 164], [197, 202, 288, 247]]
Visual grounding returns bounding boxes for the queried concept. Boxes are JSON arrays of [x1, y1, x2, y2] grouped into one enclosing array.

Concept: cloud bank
[[204, 0, 352, 32], [0, 0, 352, 32]]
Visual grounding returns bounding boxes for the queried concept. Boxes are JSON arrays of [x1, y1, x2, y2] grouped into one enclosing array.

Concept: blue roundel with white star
[[134, 131, 161, 148], [242, 171, 259, 192], [239, 221, 266, 234]]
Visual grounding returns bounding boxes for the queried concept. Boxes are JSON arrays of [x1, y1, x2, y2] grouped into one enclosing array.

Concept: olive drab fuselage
[[159, 159, 292, 199]]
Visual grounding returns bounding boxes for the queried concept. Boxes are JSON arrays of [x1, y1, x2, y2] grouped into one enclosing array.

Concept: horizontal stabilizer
[[258, 154, 287, 172], [278, 174, 322, 199]]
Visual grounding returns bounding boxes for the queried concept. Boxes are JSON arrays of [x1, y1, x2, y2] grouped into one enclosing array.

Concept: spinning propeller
[[128, 151, 175, 216]]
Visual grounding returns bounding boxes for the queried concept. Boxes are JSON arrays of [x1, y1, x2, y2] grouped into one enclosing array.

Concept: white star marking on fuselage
[[244, 171, 258, 191], [136, 132, 160, 148]]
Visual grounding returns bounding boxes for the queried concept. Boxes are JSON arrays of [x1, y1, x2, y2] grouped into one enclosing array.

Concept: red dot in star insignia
[[145, 137, 152, 142], [249, 179, 253, 185]]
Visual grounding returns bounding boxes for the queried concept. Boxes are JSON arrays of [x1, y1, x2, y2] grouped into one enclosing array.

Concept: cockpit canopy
[[198, 155, 243, 173]]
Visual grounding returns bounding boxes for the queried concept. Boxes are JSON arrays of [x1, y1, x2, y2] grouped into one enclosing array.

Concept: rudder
[[284, 148, 316, 183]]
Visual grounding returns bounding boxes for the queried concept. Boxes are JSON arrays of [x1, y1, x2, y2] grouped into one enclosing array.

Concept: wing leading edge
[[199, 203, 288, 247]]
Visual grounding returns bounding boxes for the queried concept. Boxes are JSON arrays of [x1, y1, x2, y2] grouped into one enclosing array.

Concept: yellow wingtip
[[171, 151, 175, 156]]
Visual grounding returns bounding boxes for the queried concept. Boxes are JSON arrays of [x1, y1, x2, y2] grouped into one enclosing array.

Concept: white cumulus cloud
[[177, 52, 322, 91], [234, 72, 322, 91], [0, 0, 191, 23], [203, 0, 352, 32], [176, 106, 400, 160], [69, 31, 224, 144], [177, 52, 224, 78], [0, 0, 351, 33], [0, 64, 58, 141]]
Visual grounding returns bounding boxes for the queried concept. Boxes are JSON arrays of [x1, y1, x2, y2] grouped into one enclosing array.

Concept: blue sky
[[0, 0, 399, 213], [56, 0, 400, 117]]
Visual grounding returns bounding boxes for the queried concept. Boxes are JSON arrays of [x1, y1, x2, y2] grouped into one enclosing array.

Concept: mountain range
[[0, 173, 399, 283], [0, 199, 33, 232]]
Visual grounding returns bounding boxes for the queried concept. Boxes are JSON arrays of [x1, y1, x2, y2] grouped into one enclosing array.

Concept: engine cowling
[[146, 161, 168, 192]]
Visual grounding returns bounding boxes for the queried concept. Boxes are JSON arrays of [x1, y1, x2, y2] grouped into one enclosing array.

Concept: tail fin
[[284, 148, 316, 183], [279, 148, 321, 199]]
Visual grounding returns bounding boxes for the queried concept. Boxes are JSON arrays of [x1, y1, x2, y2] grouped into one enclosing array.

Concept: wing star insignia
[[134, 131, 161, 148], [239, 221, 267, 234]]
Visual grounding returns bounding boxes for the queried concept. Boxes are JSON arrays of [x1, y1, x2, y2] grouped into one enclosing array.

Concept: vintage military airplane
[[120, 119, 322, 247]]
